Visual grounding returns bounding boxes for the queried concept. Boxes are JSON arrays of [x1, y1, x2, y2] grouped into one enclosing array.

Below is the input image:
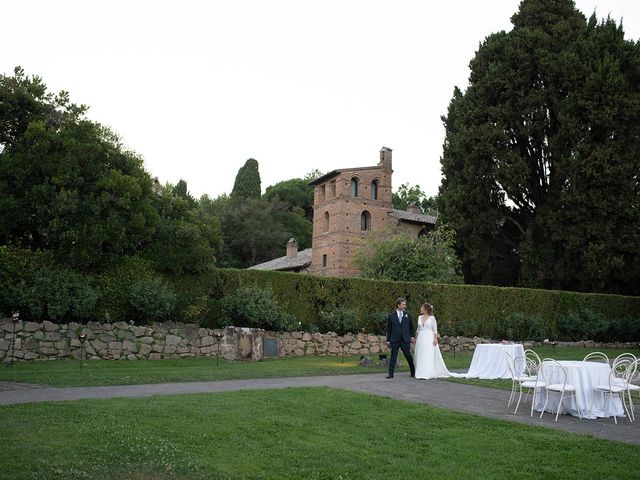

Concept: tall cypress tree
[[439, 0, 640, 295], [231, 158, 261, 200]]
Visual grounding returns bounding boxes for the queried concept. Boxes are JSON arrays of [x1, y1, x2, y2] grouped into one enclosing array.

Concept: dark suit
[[386, 310, 415, 377]]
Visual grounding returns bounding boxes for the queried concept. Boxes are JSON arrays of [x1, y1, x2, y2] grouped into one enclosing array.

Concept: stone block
[[123, 340, 138, 353], [132, 326, 146, 337], [23, 322, 41, 332], [139, 344, 152, 355], [44, 332, 61, 342], [113, 321, 129, 330], [39, 347, 58, 355], [108, 341, 123, 351], [139, 336, 154, 344], [42, 320, 59, 332], [165, 334, 181, 346], [164, 345, 177, 354], [149, 353, 162, 360]]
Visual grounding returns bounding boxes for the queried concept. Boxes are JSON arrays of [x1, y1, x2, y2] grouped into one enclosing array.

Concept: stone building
[[250, 147, 436, 276]]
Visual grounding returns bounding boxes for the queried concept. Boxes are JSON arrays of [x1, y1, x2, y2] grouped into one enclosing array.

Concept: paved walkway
[[0, 374, 638, 446]]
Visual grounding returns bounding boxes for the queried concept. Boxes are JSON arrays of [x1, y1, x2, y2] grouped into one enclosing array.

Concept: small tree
[[354, 226, 463, 283]]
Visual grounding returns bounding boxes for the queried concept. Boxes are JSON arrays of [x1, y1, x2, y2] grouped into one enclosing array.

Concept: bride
[[414, 302, 451, 379]]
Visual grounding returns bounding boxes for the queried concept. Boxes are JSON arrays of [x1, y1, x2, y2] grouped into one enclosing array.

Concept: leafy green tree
[[231, 158, 261, 199], [264, 177, 314, 220], [142, 183, 223, 275], [392, 183, 438, 214], [354, 227, 462, 284], [439, 0, 640, 294], [0, 68, 159, 270]]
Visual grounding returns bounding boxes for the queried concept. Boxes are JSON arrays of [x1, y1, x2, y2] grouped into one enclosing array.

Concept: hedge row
[[2, 245, 640, 341], [209, 269, 640, 340]]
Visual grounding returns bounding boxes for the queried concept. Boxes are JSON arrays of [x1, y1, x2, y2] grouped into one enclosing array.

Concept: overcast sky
[[3, 0, 639, 199]]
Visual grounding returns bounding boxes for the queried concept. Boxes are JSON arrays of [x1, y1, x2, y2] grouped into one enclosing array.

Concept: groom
[[385, 297, 415, 379]]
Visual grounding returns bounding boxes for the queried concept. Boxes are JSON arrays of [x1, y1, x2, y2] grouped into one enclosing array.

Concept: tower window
[[322, 254, 327, 267], [350, 178, 359, 197], [371, 181, 378, 200], [361, 211, 371, 231]]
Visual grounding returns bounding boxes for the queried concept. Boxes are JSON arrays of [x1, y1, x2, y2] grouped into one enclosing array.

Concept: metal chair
[[505, 352, 536, 408], [508, 355, 546, 416], [583, 352, 609, 364], [540, 359, 582, 422], [591, 359, 636, 424]]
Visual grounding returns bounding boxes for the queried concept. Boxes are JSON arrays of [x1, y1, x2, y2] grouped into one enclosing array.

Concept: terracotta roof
[[388, 208, 437, 225], [248, 248, 313, 271]]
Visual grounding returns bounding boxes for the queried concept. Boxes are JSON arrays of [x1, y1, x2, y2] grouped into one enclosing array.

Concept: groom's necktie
[[398, 311, 403, 323]]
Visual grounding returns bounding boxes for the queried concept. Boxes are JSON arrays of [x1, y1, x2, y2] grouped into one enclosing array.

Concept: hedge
[[2, 245, 640, 341], [204, 269, 640, 340]]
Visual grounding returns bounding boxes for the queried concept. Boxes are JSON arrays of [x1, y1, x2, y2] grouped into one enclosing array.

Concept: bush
[[494, 313, 549, 342], [0, 246, 98, 321], [24, 267, 99, 321], [612, 316, 640, 342], [443, 319, 480, 338], [317, 308, 358, 335], [365, 311, 388, 336], [128, 277, 177, 323], [219, 286, 296, 331], [557, 307, 611, 342], [95, 256, 156, 323]]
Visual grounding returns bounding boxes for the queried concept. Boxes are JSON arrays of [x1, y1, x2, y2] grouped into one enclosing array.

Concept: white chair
[[591, 359, 636, 424], [583, 352, 609, 364], [505, 352, 536, 408], [509, 355, 546, 416], [540, 360, 582, 422], [611, 357, 639, 421], [524, 349, 541, 375]]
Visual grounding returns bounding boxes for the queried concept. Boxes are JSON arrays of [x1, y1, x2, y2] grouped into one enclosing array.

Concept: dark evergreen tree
[[0, 68, 159, 270], [231, 158, 261, 199], [439, 0, 640, 295]]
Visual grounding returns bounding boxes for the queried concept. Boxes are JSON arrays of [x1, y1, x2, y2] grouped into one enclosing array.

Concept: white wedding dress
[[414, 315, 451, 379]]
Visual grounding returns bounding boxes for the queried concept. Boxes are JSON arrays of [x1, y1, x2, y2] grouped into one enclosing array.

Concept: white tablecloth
[[534, 360, 625, 419], [462, 343, 525, 379]]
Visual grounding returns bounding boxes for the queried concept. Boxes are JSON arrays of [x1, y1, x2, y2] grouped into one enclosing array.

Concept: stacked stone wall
[[1, 318, 635, 363]]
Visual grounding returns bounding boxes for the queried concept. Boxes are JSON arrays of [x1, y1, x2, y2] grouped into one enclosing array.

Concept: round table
[[463, 343, 525, 379], [534, 360, 625, 419]]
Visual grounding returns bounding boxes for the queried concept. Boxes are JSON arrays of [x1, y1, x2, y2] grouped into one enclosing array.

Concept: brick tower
[[308, 147, 394, 276]]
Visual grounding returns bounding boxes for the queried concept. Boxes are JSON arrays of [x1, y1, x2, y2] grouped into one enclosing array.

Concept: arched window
[[324, 211, 330, 232], [350, 178, 359, 197], [360, 211, 371, 231], [371, 180, 378, 200]]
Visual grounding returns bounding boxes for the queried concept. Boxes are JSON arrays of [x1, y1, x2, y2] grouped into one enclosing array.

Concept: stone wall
[[0, 318, 265, 362], [0, 317, 636, 363]]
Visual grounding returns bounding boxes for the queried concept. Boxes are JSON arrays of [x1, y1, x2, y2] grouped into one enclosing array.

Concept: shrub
[[317, 308, 358, 335], [612, 316, 640, 342], [0, 245, 98, 321], [365, 311, 388, 336], [128, 277, 177, 323], [219, 286, 295, 331], [95, 256, 156, 323], [24, 267, 99, 321], [557, 307, 611, 341], [494, 313, 550, 342]]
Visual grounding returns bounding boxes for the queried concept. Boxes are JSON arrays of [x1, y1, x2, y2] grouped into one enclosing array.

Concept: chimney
[[379, 146, 392, 173], [286, 238, 298, 259], [407, 201, 422, 215]]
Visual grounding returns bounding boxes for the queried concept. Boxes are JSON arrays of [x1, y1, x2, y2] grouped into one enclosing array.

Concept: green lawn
[[1, 387, 638, 479], [1, 346, 637, 389]]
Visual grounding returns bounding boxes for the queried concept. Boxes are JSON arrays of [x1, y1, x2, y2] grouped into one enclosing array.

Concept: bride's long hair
[[421, 302, 433, 315]]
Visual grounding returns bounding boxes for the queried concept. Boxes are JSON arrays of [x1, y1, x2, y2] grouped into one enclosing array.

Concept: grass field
[[1, 346, 638, 389], [1, 387, 639, 479]]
